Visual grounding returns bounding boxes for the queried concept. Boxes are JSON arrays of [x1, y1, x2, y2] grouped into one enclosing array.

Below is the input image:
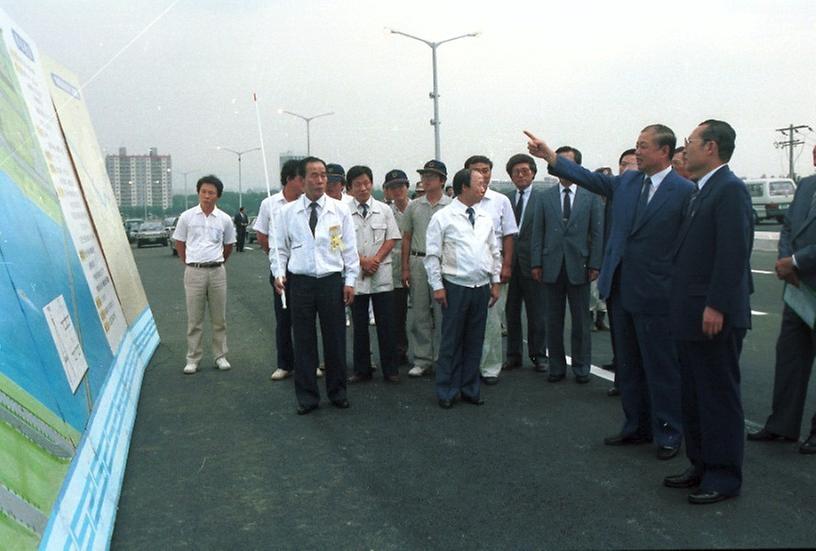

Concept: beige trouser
[[409, 256, 442, 369], [184, 265, 228, 364], [480, 283, 507, 377]]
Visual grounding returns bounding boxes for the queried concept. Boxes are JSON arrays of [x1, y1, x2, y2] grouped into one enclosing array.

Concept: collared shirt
[[272, 194, 359, 286], [400, 193, 452, 253], [424, 198, 501, 291], [644, 165, 672, 202], [352, 197, 401, 294], [513, 185, 533, 230], [173, 204, 236, 263], [253, 191, 289, 236], [390, 200, 411, 288], [697, 164, 727, 191], [560, 184, 576, 215], [480, 187, 518, 249]]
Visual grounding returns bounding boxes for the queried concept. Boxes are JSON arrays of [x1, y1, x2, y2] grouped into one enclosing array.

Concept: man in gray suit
[[531, 146, 604, 383], [504, 154, 548, 372], [749, 144, 816, 454]]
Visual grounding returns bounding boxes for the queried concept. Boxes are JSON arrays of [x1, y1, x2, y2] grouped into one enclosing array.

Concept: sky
[[5, 0, 816, 197]]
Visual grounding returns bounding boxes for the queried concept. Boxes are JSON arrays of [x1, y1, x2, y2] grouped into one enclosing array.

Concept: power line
[[775, 123, 812, 180]]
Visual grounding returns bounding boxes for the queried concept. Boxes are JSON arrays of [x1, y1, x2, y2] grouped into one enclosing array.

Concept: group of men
[[170, 120, 816, 508]]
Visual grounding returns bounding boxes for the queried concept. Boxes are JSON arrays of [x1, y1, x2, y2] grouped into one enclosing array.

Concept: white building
[[106, 147, 172, 209]]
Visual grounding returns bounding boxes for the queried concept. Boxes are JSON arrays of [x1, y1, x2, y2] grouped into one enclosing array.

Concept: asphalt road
[[111, 241, 816, 550]]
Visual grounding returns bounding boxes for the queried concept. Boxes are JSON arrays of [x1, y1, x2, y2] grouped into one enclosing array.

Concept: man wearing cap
[[425, 168, 501, 408], [384, 169, 413, 366], [173, 175, 236, 374], [465, 155, 518, 385], [401, 160, 452, 377], [254, 159, 304, 381], [273, 157, 360, 415], [346, 165, 401, 383]]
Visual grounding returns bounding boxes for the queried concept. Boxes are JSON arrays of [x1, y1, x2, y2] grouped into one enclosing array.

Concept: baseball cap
[[326, 163, 345, 183], [417, 159, 447, 178], [383, 169, 409, 188]]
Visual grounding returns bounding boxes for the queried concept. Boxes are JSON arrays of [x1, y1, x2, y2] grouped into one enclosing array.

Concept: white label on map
[[43, 295, 89, 394]]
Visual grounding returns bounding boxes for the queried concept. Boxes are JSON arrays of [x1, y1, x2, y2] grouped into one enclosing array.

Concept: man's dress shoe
[[657, 445, 680, 460], [296, 404, 318, 415], [438, 399, 453, 409], [663, 467, 701, 488], [747, 427, 796, 442], [800, 433, 816, 454], [331, 399, 350, 409], [688, 489, 733, 505], [461, 395, 484, 406]]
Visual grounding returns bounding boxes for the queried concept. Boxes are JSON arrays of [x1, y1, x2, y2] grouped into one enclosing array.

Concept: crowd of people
[[171, 120, 816, 507]]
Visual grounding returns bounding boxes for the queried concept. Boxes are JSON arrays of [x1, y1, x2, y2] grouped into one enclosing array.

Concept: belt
[[410, 250, 426, 257], [187, 262, 223, 268]]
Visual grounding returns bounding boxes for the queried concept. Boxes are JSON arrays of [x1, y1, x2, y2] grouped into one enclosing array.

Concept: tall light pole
[[279, 110, 334, 155], [388, 29, 479, 160], [179, 169, 199, 209], [217, 147, 260, 208]]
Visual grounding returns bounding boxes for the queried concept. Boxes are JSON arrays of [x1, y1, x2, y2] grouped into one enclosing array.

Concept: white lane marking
[[755, 231, 780, 240], [752, 269, 774, 275], [244, 247, 254, 251], [752, 310, 768, 316]]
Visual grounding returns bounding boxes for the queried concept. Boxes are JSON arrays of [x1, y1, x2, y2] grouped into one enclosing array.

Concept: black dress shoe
[[604, 433, 653, 446], [747, 427, 797, 442], [800, 433, 816, 454], [331, 399, 350, 409], [547, 374, 565, 383], [438, 399, 453, 409], [296, 404, 318, 415], [600, 362, 616, 372], [383, 374, 401, 383], [481, 376, 499, 385], [688, 489, 733, 505], [501, 360, 521, 371], [657, 445, 680, 460], [607, 386, 620, 397], [575, 374, 590, 384], [533, 357, 549, 372], [347, 374, 372, 384], [461, 395, 484, 405], [663, 467, 701, 488]]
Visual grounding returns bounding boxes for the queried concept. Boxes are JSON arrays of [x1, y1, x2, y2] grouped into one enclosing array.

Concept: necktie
[[634, 177, 652, 224], [359, 203, 368, 219], [563, 188, 571, 220], [466, 207, 475, 227], [685, 181, 700, 217], [515, 189, 525, 225], [309, 202, 318, 236]]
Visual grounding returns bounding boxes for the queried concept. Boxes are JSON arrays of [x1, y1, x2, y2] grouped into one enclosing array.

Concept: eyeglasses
[[512, 167, 532, 175], [684, 137, 710, 147]]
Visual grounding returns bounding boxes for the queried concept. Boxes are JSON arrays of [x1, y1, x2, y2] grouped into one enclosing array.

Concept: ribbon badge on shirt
[[329, 224, 343, 252]]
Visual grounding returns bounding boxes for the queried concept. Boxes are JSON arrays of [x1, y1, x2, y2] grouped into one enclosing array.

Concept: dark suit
[[234, 211, 249, 252], [550, 158, 694, 447], [671, 165, 753, 496], [764, 174, 816, 439], [505, 186, 547, 365], [530, 184, 603, 377]]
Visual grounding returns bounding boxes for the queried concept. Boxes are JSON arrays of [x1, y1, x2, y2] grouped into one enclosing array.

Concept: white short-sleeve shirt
[[173, 204, 236, 263]]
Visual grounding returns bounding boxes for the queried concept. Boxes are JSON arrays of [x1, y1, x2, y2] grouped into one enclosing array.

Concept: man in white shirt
[[172, 175, 236, 374], [254, 159, 303, 381], [465, 155, 518, 385], [273, 157, 360, 415], [425, 168, 501, 409], [346, 165, 401, 383]]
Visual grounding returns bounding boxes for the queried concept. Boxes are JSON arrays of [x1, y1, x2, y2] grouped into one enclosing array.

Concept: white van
[[744, 178, 796, 224]]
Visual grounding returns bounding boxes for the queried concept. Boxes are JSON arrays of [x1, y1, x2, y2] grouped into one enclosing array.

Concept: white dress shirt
[[479, 187, 518, 249], [644, 165, 672, 202], [513, 186, 532, 230], [424, 198, 501, 291], [272, 193, 359, 286], [173, 204, 236, 263], [696, 164, 727, 191], [253, 191, 288, 235], [352, 197, 401, 294]]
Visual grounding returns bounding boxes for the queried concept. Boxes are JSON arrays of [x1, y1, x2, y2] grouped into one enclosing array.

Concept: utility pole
[[775, 124, 812, 180]]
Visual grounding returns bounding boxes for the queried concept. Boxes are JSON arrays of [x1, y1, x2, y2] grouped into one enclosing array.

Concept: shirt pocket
[[371, 223, 388, 242], [208, 224, 224, 243]]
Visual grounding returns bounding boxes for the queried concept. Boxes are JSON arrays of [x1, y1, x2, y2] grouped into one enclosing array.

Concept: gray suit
[[531, 185, 603, 377], [505, 186, 547, 365], [764, 174, 816, 439]]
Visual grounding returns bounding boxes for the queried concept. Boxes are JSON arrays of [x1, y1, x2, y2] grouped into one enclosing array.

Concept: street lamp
[[388, 28, 479, 160], [179, 169, 199, 209], [278, 110, 334, 155], [216, 147, 260, 209]]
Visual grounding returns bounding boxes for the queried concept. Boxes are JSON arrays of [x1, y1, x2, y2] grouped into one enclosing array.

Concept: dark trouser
[[289, 273, 347, 408], [506, 267, 547, 364], [677, 328, 746, 496], [236, 228, 246, 251], [544, 265, 591, 377], [765, 304, 816, 439], [393, 286, 409, 362], [607, 293, 619, 381], [436, 280, 489, 401], [269, 272, 294, 372], [609, 296, 682, 448], [352, 291, 397, 377]]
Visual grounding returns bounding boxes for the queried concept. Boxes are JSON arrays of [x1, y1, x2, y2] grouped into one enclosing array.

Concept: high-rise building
[[105, 147, 172, 209]]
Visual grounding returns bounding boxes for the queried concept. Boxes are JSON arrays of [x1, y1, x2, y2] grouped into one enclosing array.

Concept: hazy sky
[[6, 1, 816, 196]]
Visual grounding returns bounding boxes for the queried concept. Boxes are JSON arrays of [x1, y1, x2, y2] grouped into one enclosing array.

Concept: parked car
[[135, 222, 168, 248], [246, 215, 257, 244], [745, 178, 797, 225], [124, 218, 144, 243]]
